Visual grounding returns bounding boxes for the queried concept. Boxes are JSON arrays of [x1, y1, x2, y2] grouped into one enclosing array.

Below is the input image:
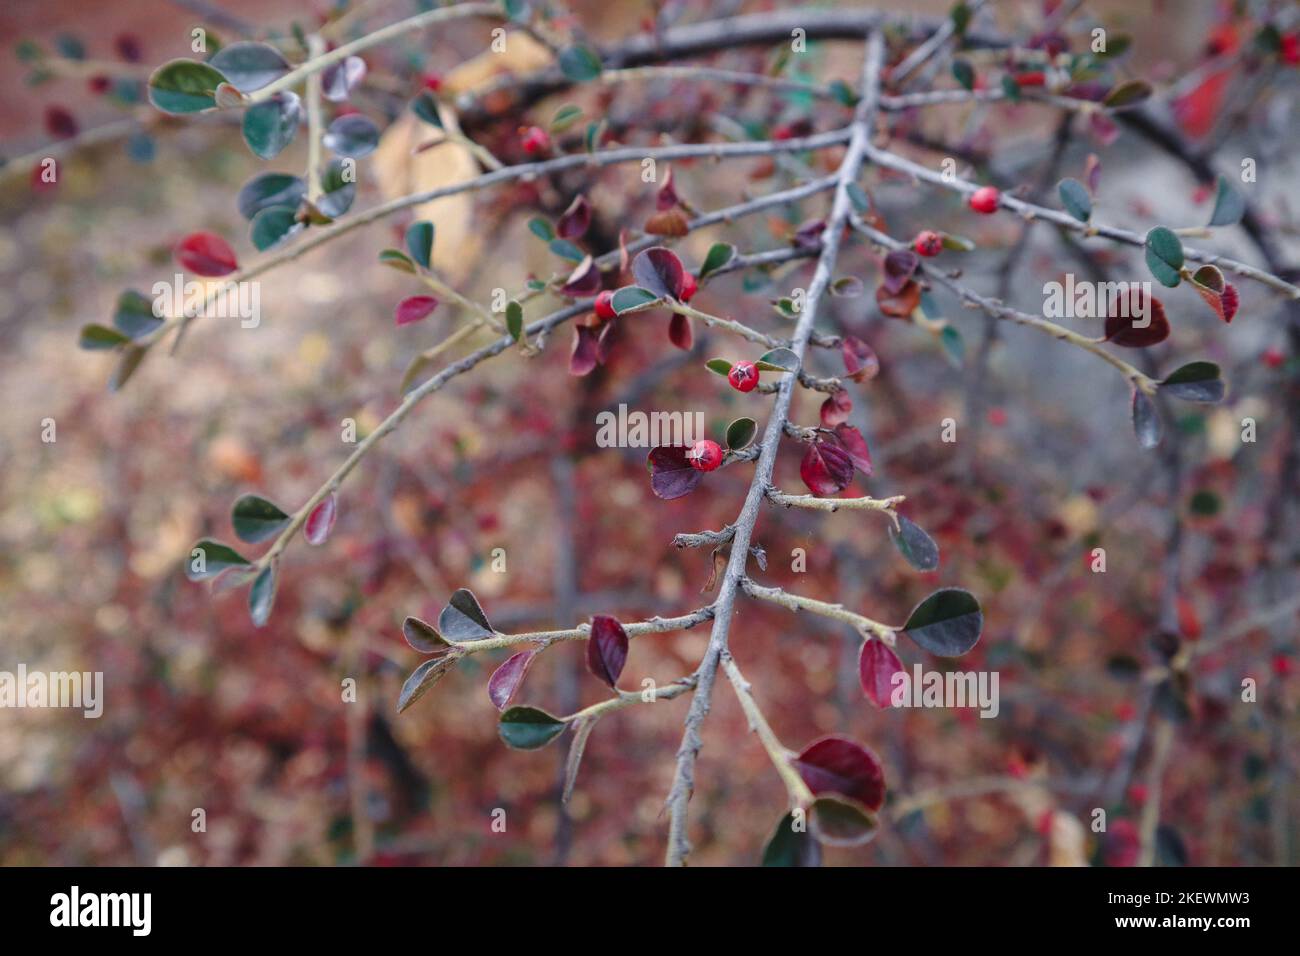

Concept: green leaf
[[185, 538, 251, 581], [1188, 489, 1221, 517], [323, 114, 378, 158], [762, 811, 822, 866], [147, 59, 227, 114], [242, 92, 301, 159], [231, 493, 291, 544], [549, 238, 584, 262], [952, 58, 975, 91], [317, 159, 356, 218], [705, 358, 732, 376], [1207, 175, 1245, 227], [1144, 226, 1184, 288], [405, 220, 434, 269], [502, 0, 531, 24], [1101, 79, 1153, 109], [828, 80, 857, 108], [940, 234, 975, 252], [846, 183, 870, 213], [1160, 361, 1225, 403], [699, 242, 737, 279], [237, 172, 306, 221], [1131, 388, 1162, 449], [410, 91, 442, 127], [528, 217, 555, 242], [209, 41, 289, 93], [1000, 74, 1021, 103], [549, 103, 583, 133], [79, 323, 130, 350], [939, 324, 964, 368], [248, 564, 277, 628], [558, 45, 602, 82], [756, 347, 799, 373], [809, 794, 879, 847], [902, 588, 983, 656], [110, 345, 147, 392], [250, 205, 302, 251], [890, 515, 940, 571], [113, 289, 163, 339], [1095, 34, 1132, 59], [950, 1, 971, 35], [506, 300, 524, 342], [499, 705, 567, 750], [610, 285, 658, 314], [584, 119, 605, 153], [1058, 177, 1092, 222], [726, 417, 757, 451], [378, 248, 417, 273]]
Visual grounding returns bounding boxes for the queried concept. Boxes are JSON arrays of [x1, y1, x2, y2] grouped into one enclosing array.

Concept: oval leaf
[[248, 564, 277, 628], [231, 493, 290, 544], [237, 172, 306, 221], [762, 811, 823, 867], [859, 640, 905, 708], [1144, 226, 1184, 288], [647, 445, 705, 500], [438, 588, 494, 641], [611, 285, 658, 315], [405, 220, 434, 270], [402, 616, 451, 655], [632, 247, 686, 300], [792, 735, 886, 811], [809, 795, 879, 847], [209, 42, 290, 93], [726, 417, 757, 451], [395, 295, 438, 326], [1058, 177, 1092, 222], [242, 93, 301, 160], [586, 615, 628, 688], [890, 514, 939, 571], [488, 649, 537, 710], [1160, 361, 1224, 403], [1207, 175, 1245, 228], [304, 493, 337, 546], [397, 655, 457, 713], [499, 705, 566, 750], [185, 539, 250, 582], [148, 59, 226, 114], [800, 441, 854, 496], [903, 587, 983, 656], [1131, 388, 1162, 450], [323, 114, 379, 158], [175, 232, 238, 277]]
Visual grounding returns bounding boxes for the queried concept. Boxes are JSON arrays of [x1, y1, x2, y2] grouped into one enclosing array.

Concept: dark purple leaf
[[841, 335, 880, 382], [561, 255, 601, 297], [647, 445, 704, 500], [882, 249, 919, 295], [668, 312, 693, 350], [556, 194, 591, 240], [586, 615, 628, 688], [488, 649, 537, 710], [830, 424, 872, 475], [632, 246, 686, 300]]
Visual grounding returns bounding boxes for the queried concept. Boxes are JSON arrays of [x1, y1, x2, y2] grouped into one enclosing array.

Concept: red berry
[[680, 272, 698, 302], [913, 230, 943, 257], [1262, 347, 1285, 369], [1274, 654, 1293, 677], [421, 72, 443, 92], [1282, 33, 1300, 66], [687, 439, 723, 472], [88, 75, 111, 95], [594, 289, 616, 321], [969, 186, 1000, 214], [727, 361, 759, 393], [520, 126, 550, 155]]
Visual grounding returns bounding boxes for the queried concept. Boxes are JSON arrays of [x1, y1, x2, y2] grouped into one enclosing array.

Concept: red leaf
[[561, 255, 602, 297], [831, 424, 873, 476], [175, 231, 238, 277], [395, 295, 438, 326], [304, 493, 337, 546], [632, 247, 686, 300], [800, 440, 854, 496], [656, 167, 680, 211], [488, 649, 537, 710], [792, 735, 886, 811], [556, 194, 591, 240], [1221, 283, 1239, 323], [586, 615, 628, 688], [1104, 293, 1169, 347], [668, 311, 693, 350], [876, 279, 921, 318], [841, 335, 880, 382], [859, 640, 904, 708], [647, 445, 704, 499], [820, 390, 852, 427]]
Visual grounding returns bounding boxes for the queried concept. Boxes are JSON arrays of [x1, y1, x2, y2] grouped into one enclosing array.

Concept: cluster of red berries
[[688, 439, 723, 472]]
